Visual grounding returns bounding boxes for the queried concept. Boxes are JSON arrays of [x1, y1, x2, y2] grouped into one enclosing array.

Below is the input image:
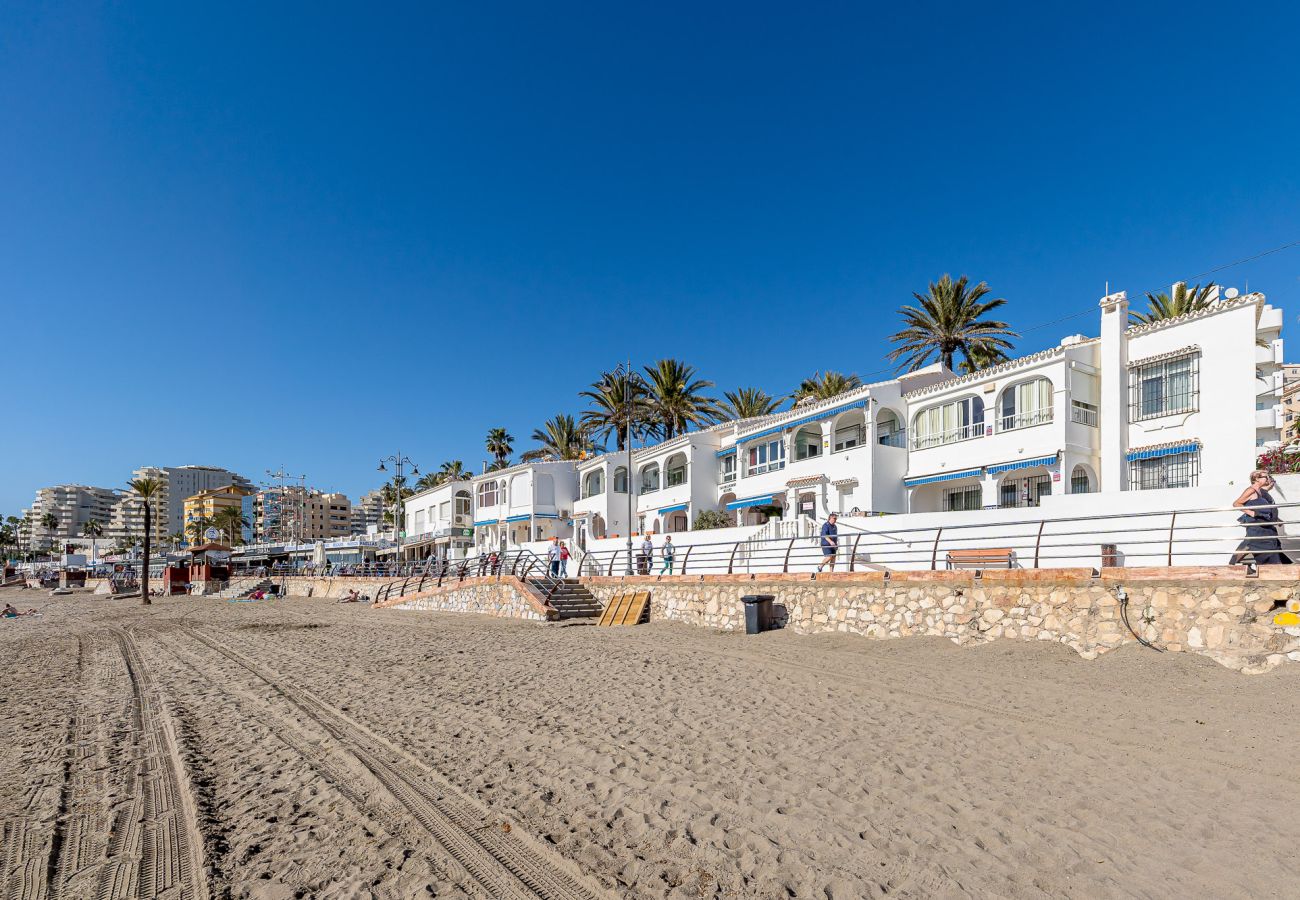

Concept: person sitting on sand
[[2, 604, 18, 618], [339, 589, 361, 603]]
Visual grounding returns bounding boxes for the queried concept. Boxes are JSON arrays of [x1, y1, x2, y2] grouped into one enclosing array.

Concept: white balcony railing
[[997, 407, 1053, 433], [1070, 402, 1098, 427], [911, 424, 983, 450]]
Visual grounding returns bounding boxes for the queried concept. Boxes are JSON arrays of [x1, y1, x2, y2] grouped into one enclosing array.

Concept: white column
[[1098, 291, 1129, 492], [981, 473, 1000, 509]]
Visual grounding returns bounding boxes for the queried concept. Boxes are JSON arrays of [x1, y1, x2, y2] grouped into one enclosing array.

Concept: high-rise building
[[113, 465, 253, 546], [254, 487, 353, 542], [22, 484, 122, 552], [182, 483, 256, 545], [350, 488, 386, 535], [1281, 363, 1300, 436]]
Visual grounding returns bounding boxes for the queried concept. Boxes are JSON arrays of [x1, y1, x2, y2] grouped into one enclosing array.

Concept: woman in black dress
[[1231, 471, 1292, 565]]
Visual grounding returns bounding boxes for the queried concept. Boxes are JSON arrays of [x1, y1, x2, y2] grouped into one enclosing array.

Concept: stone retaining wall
[[373, 575, 553, 621], [581, 567, 1300, 674]]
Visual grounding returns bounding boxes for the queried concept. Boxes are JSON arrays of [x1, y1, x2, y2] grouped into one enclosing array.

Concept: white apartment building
[[722, 366, 949, 525], [401, 479, 475, 560], [113, 465, 253, 544], [901, 288, 1283, 512], [471, 461, 579, 552], [351, 488, 386, 535], [24, 484, 122, 548]]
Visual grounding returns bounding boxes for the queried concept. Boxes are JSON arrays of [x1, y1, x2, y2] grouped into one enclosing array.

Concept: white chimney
[[1098, 291, 1129, 492]]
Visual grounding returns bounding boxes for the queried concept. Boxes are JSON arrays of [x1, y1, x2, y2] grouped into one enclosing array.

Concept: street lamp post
[[613, 360, 639, 576], [378, 452, 419, 568]]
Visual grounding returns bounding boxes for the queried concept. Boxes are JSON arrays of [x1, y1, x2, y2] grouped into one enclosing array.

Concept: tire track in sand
[[92, 628, 209, 900], [171, 624, 610, 900]]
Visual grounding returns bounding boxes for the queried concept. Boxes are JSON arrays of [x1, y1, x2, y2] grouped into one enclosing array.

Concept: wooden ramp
[[597, 590, 650, 627]]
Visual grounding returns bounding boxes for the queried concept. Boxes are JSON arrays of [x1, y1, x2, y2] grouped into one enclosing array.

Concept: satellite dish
[[1224, 287, 1240, 299], [204, 526, 220, 541]]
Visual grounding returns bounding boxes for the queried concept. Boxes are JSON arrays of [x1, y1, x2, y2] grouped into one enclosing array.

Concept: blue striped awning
[[903, 468, 982, 487], [737, 399, 868, 446], [726, 494, 775, 510], [658, 503, 688, 514], [534, 513, 559, 519], [471, 518, 499, 527], [987, 454, 1060, 476], [503, 514, 531, 523], [715, 447, 737, 458], [1126, 441, 1200, 462]]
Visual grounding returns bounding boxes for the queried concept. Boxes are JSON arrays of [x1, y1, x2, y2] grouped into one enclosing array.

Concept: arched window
[[454, 491, 471, 521], [794, 424, 822, 461], [665, 453, 688, 487], [640, 463, 660, 493], [876, 410, 904, 447], [1070, 465, 1092, 494], [998, 377, 1053, 432], [583, 469, 604, 499], [613, 467, 628, 493], [476, 481, 499, 508], [911, 396, 985, 449], [833, 409, 865, 451]]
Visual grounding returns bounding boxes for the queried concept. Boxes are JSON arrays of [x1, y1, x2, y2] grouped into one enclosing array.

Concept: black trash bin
[[741, 595, 775, 634]]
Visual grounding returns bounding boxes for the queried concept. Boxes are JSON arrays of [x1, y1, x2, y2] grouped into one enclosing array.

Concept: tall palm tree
[[717, 387, 784, 421], [957, 340, 1011, 374], [414, 472, 440, 491], [793, 371, 863, 404], [521, 414, 597, 461], [1128, 282, 1217, 326], [436, 460, 468, 484], [127, 475, 163, 605], [485, 428, 514, 468], [379, 477, 412, 528], [887, 274, 1018, 372], [40, 512, 59, 555], [486, 459, 512, 472], [212, 506, 249, 546], [82, 520, 105, 562], [643, 359, 720, 440], [580, 370, 652, 451]]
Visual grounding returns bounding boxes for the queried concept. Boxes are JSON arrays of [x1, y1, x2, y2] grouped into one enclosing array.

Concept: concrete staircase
[[213, 577, 274, 599], [532, 578, 603, 619]]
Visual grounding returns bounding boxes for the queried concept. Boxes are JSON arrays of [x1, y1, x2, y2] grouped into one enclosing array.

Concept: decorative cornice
[[786, 475, 827, 488], [1127, 438, 1202, 455], [903, 346, 1067, 400], [1128, 345, 1200, 369], [1124, 294, 1260, 337]]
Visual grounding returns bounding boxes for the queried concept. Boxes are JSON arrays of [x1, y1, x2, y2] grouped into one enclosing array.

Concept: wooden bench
[[945, 548, 1015, 570]]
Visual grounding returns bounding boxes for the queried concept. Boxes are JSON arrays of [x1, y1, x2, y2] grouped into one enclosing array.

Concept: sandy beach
[[3, 589, 1299, 899]]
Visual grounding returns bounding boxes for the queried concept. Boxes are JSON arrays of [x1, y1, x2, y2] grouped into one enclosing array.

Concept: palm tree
[[721, 387, 784, 420], [212, 506, 249, 546], [486, 459, 512, 472], [379, 477, 412, 528], [521, 414, 597, 461], [40, 512, 59, 556], [887, 274, 1018, 372], [958, 340, 1012, 374], [126, 475, 162, 605], [580, 370, 652, 451], [186, 515, 213, 547], [793, 371, 863, 404], [167, 531, 186, 552], [414, 472, 440, 491], [643, 359, 720, 440], [436, 460, 468, 484], [485, 428, 514, 468], [1128, 282, 1217, 326], [82, 520, 105, 562]]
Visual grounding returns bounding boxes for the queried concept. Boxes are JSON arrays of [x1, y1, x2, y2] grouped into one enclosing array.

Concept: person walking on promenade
[[639, 533, 653, 575], [558, 540, 571, 577], [1231, 471, 1292, 565], [661, 535, 675, 574], [547, 538, 561, 577], [817, 513, 839, 573]]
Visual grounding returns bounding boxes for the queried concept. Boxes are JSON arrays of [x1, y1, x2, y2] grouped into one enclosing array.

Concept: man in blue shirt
[[817, 513, 839, 573]]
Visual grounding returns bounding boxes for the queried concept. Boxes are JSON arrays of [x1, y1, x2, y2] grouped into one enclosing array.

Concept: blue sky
[[3, 2, 1298, 513]]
